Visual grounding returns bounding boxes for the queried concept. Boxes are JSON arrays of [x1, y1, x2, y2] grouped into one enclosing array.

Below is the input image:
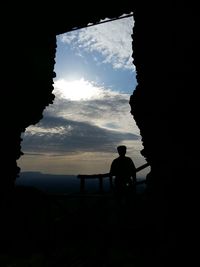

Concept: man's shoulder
[[125, 156, 133, 161], [125, 157, 136, 166], [112, 157, 119, 163]]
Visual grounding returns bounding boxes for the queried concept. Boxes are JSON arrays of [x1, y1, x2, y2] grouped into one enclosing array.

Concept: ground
[[0, 185, 176, 266]]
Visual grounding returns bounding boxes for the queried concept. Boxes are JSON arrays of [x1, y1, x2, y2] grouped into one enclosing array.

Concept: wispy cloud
[[58, 16, 135, 71], [60, 33, 77, 44]]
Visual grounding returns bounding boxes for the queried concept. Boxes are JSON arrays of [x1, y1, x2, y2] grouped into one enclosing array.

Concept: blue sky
[[18, 14, 149, 177], [55, 29, 137, 93]]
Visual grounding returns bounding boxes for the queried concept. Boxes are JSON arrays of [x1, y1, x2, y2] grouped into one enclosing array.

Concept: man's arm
[[109, 160, 115, 189], [129, 158, 136, 183], [109, 159, 116, 177]]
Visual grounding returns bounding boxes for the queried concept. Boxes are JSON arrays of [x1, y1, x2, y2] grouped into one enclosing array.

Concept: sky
[[18, 14, 149, 177]]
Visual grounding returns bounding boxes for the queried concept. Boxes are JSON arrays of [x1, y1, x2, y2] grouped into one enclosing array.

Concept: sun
[[54, 78, 103, 101]]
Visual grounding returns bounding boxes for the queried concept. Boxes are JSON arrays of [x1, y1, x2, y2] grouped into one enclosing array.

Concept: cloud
[[59, 16, 135, 71], [21, 78, 141, 158], [51, 78, 140, 134], [60, 32, 77, 44], [22, 116, 139, 155], [53, 78, 105, 101]]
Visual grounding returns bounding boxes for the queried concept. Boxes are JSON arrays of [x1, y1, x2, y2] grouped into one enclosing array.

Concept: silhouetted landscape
[[16, 172, 82, 194], [16, 172, 147, 194], [16, 172, 109, 194], [1, 173, 150, 267]]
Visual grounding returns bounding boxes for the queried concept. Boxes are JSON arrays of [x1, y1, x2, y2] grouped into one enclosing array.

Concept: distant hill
[[16, 172, 111, 194], [16, 172, 79, 194]]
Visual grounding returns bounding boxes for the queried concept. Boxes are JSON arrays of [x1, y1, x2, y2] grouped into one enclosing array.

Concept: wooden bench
[[77, 173, 111, 193]]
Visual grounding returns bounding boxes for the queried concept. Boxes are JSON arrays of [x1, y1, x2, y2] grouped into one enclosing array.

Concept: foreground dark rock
[[0, 185, 191, 266]]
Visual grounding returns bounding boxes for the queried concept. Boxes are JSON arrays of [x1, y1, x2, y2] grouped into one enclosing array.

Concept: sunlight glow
[[54, 78, 104, 101]]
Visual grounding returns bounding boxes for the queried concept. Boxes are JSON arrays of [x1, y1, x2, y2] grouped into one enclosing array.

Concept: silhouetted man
[[109, 145, 136, 201]]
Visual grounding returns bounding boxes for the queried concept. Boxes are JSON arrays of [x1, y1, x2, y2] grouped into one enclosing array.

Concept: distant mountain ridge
[[16, 171, 110, 194], [16, 172, 80, 194], [19, 171, 76, 178]]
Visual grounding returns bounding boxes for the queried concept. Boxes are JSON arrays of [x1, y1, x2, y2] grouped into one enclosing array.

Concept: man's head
[[117, 145, 127, 156]]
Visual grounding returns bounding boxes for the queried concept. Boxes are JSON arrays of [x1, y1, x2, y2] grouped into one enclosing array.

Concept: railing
[[77, 162, 150, 193]]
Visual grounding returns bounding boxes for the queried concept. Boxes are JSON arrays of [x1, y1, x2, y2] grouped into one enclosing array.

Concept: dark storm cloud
[[22, 115, 139, 154]]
